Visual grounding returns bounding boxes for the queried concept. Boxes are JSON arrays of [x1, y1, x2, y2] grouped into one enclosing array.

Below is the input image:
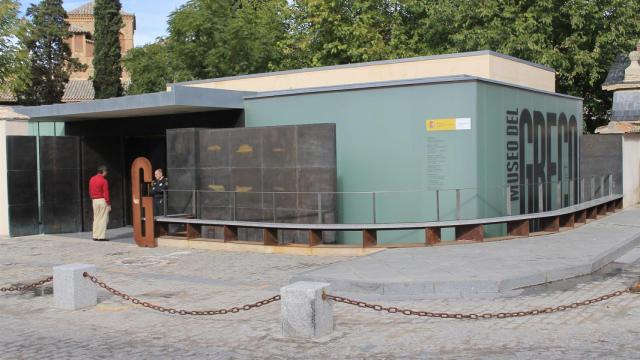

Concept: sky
[[19, 0, 190, 46]]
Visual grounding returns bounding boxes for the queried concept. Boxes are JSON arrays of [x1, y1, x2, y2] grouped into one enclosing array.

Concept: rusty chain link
[[0, 276, 53, 292], [83, 272, 280, 316], [324, 280, 640, 320]]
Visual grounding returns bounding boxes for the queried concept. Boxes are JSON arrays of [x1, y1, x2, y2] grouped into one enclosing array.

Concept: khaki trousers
[[92, 198, 109, 239]]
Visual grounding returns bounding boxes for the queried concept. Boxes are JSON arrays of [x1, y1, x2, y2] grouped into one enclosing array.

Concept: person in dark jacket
[[150, 168, 169, 216]]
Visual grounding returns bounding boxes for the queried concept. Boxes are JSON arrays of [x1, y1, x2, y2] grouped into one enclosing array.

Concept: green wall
[[28, 122, 65, 136], [245, 79, 582, 244], [476, 82, 582, 236], [244, 81, 478, 243]]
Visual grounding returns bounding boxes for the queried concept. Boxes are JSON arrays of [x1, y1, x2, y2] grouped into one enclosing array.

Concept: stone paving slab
[[292, 208, 640, 298], [2, 230, 640, 358]]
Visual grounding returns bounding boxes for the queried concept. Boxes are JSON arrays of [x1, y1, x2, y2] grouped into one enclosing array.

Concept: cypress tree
[[93, 0, 124, 99], [15, 0, 83, 105]]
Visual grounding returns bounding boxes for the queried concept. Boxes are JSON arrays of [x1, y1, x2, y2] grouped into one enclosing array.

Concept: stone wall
[[622, 134, 640, 207]]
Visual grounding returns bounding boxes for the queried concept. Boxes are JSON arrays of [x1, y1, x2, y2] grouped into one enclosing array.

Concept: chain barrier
[[0, 276, 53, 292], [4, 273, 640, 321], [83, 272, 280, 316], [324, 280, 640, 320]]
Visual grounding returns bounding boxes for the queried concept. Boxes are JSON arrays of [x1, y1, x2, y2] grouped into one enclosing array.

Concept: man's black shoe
[[93, 238, 109, 242]]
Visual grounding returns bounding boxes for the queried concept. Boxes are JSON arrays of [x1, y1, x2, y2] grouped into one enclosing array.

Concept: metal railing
[[156, 173, 620, 225]]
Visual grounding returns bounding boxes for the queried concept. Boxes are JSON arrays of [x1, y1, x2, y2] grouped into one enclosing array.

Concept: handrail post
[[455, 189, 461, 220], [317, 193, 322, 224], [192, 189, 197, 217], [600, 176, 605, 198], [506, 185, 512, 216], [609, 174, 613, 196], [556, 182, 562, 209], [272, 192, 276, 222], [232, 192, 237, 221], [580, 178, 585, 203], [436, 190, 440, 221], [569, 179, 574, 205], [591, 177, 595, 200], [163, 191, 167, 216], [538, 183, 544, 212], [372, 192, 377, 224]]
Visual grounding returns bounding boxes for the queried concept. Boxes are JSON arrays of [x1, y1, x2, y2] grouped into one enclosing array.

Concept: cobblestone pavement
[[2, 233, 640, 359]]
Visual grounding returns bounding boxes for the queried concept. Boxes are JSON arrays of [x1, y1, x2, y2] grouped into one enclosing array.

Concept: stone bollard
[[53, 263, 97, 310], [281, 281, 333, 339]]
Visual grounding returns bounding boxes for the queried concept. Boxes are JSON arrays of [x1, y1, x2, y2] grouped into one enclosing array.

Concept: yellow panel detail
[[426, 118, 456, 132], [208, 184, 225, 191], [237, 144, 253, 153]]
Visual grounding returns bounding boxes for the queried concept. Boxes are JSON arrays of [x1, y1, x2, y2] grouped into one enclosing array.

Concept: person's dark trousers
[[153, 196, 164, 217]]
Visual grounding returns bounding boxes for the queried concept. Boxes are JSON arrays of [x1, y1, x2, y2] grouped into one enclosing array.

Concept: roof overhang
[[15, 86, 255, 122]]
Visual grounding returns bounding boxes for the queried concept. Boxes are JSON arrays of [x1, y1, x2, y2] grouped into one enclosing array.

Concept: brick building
[[0, 1, 135, 104]]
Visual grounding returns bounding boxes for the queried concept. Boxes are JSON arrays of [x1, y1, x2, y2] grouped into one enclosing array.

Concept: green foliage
[[0, 0, 20, 90], [400, 0, 640, 132], [124, 0, 640, 131], [123, 40, 176, 94], [125, 0, 289, 94], [276, 0, 409, 69], [167, 0, 288, 80], [93, 0, 125, 99], [15, 0, 84, 105]]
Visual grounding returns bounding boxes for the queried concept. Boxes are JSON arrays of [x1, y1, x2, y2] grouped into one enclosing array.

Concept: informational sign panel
[[426, 118, 472, 131]]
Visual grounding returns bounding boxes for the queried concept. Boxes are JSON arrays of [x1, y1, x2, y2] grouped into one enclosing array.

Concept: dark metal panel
[[580, 135, 623, 196], [167, 128, 197, 169], [229, 127, 263, 167], [198, 129, 230, 168], [262, 126, 296, 168], [166, 129, 197, 214], [166, 124, 338, 244], [296, 123, 337, 167], [39, 136, 82, 234], [81, 137, 125, 230], [6, 136, 38, 236]]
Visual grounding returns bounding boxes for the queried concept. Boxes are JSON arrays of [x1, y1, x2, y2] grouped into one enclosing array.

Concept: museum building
[[2, 51, 594, 244]]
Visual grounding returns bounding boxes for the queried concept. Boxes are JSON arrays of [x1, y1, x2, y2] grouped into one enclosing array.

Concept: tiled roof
[[68, 2, 134, 16], [62, 80, 95, 102], [0, 88, 16, 102], [69, 24, 90, 34], [603, 53, 630, 87], [0, 79, 131, 104]]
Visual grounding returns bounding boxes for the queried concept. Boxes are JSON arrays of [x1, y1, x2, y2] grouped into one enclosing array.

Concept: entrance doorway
[[123, 135, 166, 225]]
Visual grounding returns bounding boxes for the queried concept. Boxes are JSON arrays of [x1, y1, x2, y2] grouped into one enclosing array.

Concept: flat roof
[[15, 86, 255, 122], [14, 73, 578, 123], [171, 50, 555, 87], [244, 75, 582, 101]]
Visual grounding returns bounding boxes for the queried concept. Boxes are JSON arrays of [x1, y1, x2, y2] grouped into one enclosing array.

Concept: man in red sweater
[[89, 165, 111, 241]]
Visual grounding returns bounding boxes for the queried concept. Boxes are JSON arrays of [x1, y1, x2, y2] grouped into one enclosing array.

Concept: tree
[[278, 0, 640, 132], [93, 0, 124, 99], [15, 0, 84, 105], [123, 39, 189, 94], [124, 0, 640, 130], [276, 0, 409, 69], [402, 0, 640, 132], [167, 0, 288, 80], [0, 0, 20, 90]]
